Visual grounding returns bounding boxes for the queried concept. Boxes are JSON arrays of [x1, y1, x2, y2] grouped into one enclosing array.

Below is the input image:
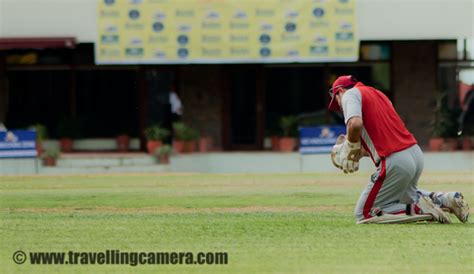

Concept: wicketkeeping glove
[[331, 135, 362, 173]]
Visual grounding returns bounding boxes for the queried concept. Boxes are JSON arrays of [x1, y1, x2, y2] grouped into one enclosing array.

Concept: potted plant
[[57, 117, 82, 153], [266, 127, 282, 151], [144, 124, 170, 155], [116, 134, 130, 152], [461, 137, 472, 150], [173, 122, 199, 153], [279, 116, 298, 152], [41, 149, 60, 166], [199, 136, 213, 152], [29, 123, 48, 155], [155, 144, 172, 164]]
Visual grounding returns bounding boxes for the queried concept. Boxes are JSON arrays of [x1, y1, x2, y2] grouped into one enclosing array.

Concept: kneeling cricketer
[[328, 75, 469, 224]]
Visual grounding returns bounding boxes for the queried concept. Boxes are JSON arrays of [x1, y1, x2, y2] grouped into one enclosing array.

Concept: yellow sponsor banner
[[96, 0, 358, 64]]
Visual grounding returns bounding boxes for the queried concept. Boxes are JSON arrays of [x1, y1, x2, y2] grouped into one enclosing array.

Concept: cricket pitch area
[[1, 172, 473, 273]]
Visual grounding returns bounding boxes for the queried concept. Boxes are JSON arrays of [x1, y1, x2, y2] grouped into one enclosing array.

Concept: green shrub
[[155, 144, 173, 156], [173, 122, 199, 141], [144, 124, 170, 141], [29, 123, 48, 141], [279, 116, 298, 137], [41, 149, 60, 159]]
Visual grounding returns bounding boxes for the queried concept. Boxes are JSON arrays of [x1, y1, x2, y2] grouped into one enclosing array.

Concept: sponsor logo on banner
[[286, 10, 299, 19], [100, 10, 120, 18], [259, 34, 271, 44], [230, 35, 249, 43], [260, 47, 271, 57], [230, 47, 250, 55], [0, 130, 37, 158], [260, 23, 273, 31], [176, 9, 195, 18], [104, 0, 115, 6], [202, 47, 222, 57], [256, 8, 275, 17], [202, 35, 221, 43], [287, 50, 299, 57], [5, 132, 18, 142], [154, 11, 166, 20], [299, 126, 346, 154], [206, 11, 220, 19], [104, 25, 118, 33], [125, 48, 144, 56], [335, 7, 353, 15], [230, 22, 249, 29], [340, 22, 353, 30], [129, 37, 143, 45], [313, 8, 325, 18], [177, 48, 189, 58], [129, 10, 140, 20], [96, 0, 358, 64], [101, 35, 119, 44], [285, 22, 297, 32], [100, 48, 121, 57], [234, 11, 247, 19], [154, 50, 166, 58], [152, 22, 164, 32], [313, 35, 328, 43], [177, 35, 189, 45], [178, 24, 192, 32], [310, 46, 329, 54], [335, 32, 354, 41]]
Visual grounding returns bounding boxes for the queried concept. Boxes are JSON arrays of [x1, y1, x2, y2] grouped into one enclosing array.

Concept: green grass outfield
[[1, 172, 473, 274]]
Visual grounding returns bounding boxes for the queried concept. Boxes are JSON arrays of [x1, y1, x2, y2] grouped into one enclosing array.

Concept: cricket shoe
[[433, 192, 469, 223], [417, 196, 451, 224]]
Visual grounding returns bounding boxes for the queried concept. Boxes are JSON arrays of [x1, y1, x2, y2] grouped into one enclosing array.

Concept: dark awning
[[0, 37, 76, 50]]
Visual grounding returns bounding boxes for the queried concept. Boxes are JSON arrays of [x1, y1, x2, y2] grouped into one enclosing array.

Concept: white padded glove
[[332, 137, 362, 173]]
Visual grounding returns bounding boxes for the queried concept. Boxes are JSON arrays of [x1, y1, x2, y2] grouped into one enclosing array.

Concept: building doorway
[[224, 65, 264, 150]]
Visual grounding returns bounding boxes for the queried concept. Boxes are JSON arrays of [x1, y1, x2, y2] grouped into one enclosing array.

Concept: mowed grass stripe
[[0, 173, 473, 274]]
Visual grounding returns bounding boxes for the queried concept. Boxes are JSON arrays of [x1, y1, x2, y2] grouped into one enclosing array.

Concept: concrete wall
[[0, 158, 39, 175], [169, 152, 474, 173], [2, 152, 471, 175], [392, 41, 438, 146], [1, 0, 473, 42]]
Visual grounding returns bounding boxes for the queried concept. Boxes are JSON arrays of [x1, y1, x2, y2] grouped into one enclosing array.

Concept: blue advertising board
[[299, 126, 346, 154], [0, 130, 37, 158]]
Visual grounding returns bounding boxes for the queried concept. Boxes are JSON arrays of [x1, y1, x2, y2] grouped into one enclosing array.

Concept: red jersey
[[353, 83, 417, 165]]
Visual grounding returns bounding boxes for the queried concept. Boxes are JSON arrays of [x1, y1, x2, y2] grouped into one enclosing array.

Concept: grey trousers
[[354, 144, 424, 221]]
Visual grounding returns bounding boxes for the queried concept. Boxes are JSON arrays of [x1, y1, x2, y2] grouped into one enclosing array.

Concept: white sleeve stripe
[[341, 88, 362, 124]]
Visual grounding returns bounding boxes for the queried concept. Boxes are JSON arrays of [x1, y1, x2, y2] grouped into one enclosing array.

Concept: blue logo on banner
[[299, 126, 346, 154], [129, 10, 140, 20], [153, 22, 164, 32], [260, 47, 271, 57], [177, 35, 189, 45], [259, 34, 271, 44], [0, 130, 37, 158], [178, 48, 189, 58], [313, 8, 325, 18], [104, 0, 115, 5], [285, 22, 297, 32]]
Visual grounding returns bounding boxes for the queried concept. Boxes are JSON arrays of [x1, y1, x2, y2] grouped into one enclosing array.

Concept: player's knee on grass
[[354, 206, 364, 221]]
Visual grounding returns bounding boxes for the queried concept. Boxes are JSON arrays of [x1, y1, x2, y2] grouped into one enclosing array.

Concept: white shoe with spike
[[417, 196, 451, 224]]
